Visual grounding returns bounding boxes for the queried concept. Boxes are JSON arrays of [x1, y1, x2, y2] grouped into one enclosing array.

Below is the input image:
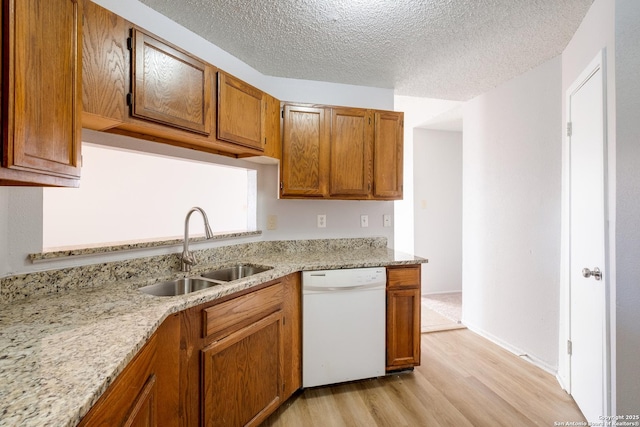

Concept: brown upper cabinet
[[262, 92, 282, 159], [281, 103, 403, 200], [329, 107, 374, 198], [373, 111, 404, 199], [1, 0, 82, 187], [281, 105, 330, 198], [81, 0, 128, 131], [217, 72, 264, 151], [131, 29, 212, 135], [81, 0, 279, 159]]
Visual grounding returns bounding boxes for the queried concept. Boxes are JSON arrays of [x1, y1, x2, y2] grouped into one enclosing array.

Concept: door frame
[[559, 49, 611, 416]]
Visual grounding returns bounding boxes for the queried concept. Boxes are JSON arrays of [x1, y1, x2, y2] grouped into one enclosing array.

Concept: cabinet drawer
[[203, 283, 283, 340], [387, 265, 421, 288]]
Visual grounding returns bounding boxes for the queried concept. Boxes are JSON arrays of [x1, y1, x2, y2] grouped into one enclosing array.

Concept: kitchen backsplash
[[0, 237, 387, 304]]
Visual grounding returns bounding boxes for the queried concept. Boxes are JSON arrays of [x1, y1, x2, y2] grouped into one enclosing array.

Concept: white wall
[[413, 129, 462, 294], [0, 0, 396, 278], [0, 188, 43, 277], [392, 96, 461, 255], [614, 0, 640, 414], [558, 0, 616, 403], [258, 165, 394, 242], [462, 55, 562, 372], [42, 144, 250, 249], [0, 188, 10, 274]]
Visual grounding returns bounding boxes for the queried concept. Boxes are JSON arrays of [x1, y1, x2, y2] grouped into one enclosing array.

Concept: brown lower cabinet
[[386, 265, 422, 371], [80, 266, 421, 426], [78, 274, 300, 427], [201, 310, 283, 426], [181, 273, 301, 426], [78, 312, 180, 427]]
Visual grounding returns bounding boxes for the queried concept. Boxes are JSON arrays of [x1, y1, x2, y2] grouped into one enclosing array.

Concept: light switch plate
[[383, 214, 392, 227], [266, 215, 277, 230], [360, 215, 369, 228], [317, 214, 326, 228]]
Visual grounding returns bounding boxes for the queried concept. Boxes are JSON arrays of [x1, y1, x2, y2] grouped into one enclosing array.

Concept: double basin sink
[[139, 264, 272, 297]]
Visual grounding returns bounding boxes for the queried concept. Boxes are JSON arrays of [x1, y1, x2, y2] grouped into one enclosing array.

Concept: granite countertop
[[0, 242, 426, 426]]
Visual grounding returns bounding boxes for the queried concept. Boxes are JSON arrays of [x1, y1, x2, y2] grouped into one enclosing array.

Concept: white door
[[568, 52, 608, 422]]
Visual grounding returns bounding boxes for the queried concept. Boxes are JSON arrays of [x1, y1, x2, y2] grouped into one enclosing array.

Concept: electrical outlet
[[360, 215, 369, 228], [317, 214, 326, 228], [383, 214, 392, 227], [266, 215, 277, 230]]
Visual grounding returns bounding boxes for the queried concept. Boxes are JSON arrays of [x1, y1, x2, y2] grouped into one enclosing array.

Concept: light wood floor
[[262, 329, 585, 426]]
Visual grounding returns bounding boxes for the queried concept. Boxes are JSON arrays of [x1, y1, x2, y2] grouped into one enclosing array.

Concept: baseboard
[[422, 290, 463, 296], [556, 373, 570, 393], [422, 323, 466, 333], [463, 321, 557, 376]]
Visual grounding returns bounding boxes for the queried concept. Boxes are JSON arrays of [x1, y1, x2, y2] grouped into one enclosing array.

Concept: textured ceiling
[[138, 0, 593, 101]]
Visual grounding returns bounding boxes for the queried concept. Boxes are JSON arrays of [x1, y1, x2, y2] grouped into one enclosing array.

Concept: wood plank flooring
[[262, 329, 585, 426]]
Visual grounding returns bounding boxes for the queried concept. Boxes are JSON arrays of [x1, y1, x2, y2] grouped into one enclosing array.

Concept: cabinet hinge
[[280, 182, 284, 190], [126, 93, 133, 106], [567, 339, 572, 355], [566, 122, 572, 137]]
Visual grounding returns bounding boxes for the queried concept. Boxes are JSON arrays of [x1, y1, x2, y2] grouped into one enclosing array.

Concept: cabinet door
[[373, 111, 404, 199], [386, 287, 421, 370], [201, 310, 284, 427], [217, 72, 264, 150], [386, 265, 421, 371], [1, 0, 81, 184], [282, 273, 302, 398], [329, 108, 373, 197], [131, 29, 212, 135], [281, 105, 330, 197], [79, 334, 158, 426], [122, 374, 157, 427], [81, 0, 129, 131], [262, 93, 281, 159]]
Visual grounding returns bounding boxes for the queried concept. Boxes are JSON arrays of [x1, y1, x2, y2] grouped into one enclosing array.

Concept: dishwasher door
[[302, 268, 386, 388]]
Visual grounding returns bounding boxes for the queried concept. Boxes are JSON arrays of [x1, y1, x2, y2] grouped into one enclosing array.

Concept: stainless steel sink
[[139, 277, 219, 297], [200, 264, 272, 282], [139, 264, 273, 297]]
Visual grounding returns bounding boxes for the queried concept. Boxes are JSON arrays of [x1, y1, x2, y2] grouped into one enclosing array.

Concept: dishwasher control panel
[[302, 267, 386, 288]]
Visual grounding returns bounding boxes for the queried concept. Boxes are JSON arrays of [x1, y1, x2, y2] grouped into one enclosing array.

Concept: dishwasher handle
[[303, 282, 385, 292]]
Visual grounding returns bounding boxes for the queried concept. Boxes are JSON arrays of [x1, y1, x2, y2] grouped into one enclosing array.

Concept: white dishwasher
[[302, 267, 386, 388]]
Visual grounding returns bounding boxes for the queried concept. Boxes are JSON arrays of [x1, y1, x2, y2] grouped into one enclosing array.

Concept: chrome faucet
[[180, 207, 214, 272]]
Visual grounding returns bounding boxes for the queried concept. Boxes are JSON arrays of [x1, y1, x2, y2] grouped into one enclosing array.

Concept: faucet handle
[[181, 251, 196, 272], [183, 252, 195, 264]]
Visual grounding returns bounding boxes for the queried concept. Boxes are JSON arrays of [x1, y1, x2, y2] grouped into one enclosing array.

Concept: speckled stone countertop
[[0, 238, 426, 427]]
